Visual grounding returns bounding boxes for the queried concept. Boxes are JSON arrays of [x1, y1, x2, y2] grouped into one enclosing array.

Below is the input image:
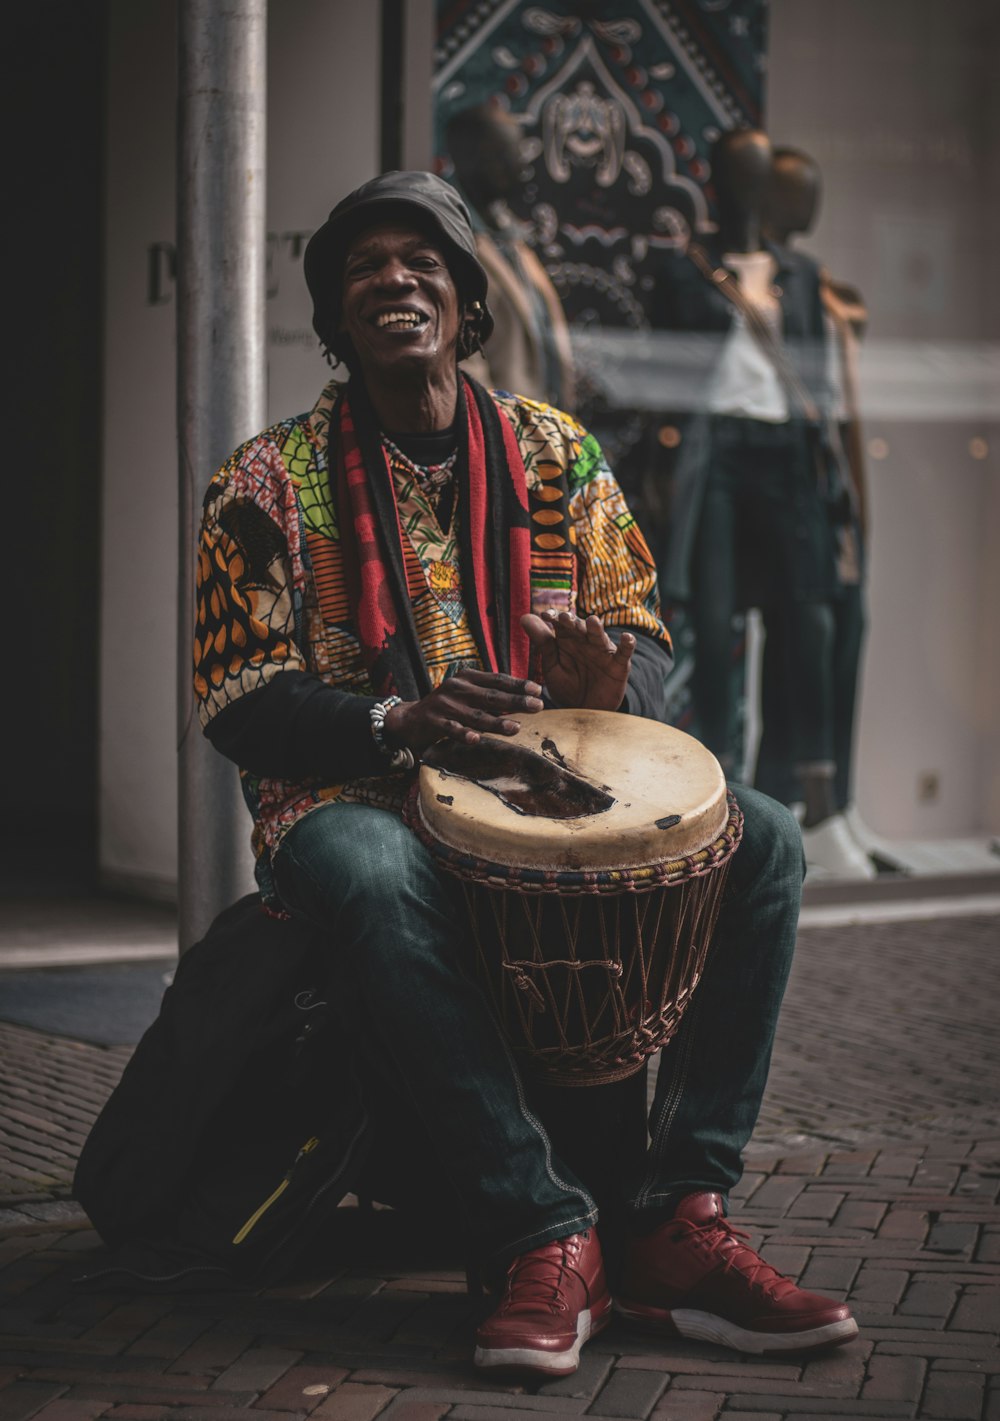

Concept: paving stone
[[851, 1268, 909, 1305], [913, 1164, 961, 1193], [875, 1340, 1000, 1362], [773, 1155, 827, 1178], [22, 1374, 212, 1394], [0, 1385, 70, 1421], [786, 1191, 845, 1222], [897, 1282, 958, 1319], [648, 1393, 724, 1421], [167, 1328, 260, 1377], [825, 1153, 878, 1178], [58, 1391, 261, 1410], [950, 1285, 1000, 1333], [27, 1405, 111, 1421], [721, 1397, 914, 1415], [798, 1253, 861, 1292], [312, 1387, 398, 1421], [376, 1402, 449, 1421], [142, 1410, 293, 1421], [871, 1154, 922, 1181], [104, 1409, 172, 1420], [447, 1410, 571, 1421], [407, 1394, 578, 1414], [860, 1355, 925, 1402], [712, 1415, 781, 1421], [668, 1377, 856, 1399], [920, 1369, 985, 1418], [976, 1233, 1000, 1264], [123, 1316, 215, 1362], [617, 1360, 800, 1381], [925, 1221, 980, 1258], [746, 1179, 806, 1212], [781, 1415, 912, 1421], [586, 1367, 668, 1417], [390, 1298, 473, 1350], [254, 1366, 351, 1412], [836, 1202, 889, 1233], [876, 1212, 929, 1243], [534, 1351, 613, 1400], [799, 1341, 873, 1389]]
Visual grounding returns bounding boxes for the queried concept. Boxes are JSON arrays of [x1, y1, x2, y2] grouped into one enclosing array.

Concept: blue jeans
[[691, 417, 838, 774], [273, 784, 803, 1267]]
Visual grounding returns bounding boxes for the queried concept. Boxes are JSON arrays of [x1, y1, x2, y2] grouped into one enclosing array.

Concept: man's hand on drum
[[521, 610, 635, 713], [384, 670, 545, 753]]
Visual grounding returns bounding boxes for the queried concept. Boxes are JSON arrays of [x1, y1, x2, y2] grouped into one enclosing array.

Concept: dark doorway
[[6, 2, 108, 890]]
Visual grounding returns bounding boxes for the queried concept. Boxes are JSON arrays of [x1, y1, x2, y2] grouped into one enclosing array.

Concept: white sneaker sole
[[617, 1302, 859, 1355], [475, 1305, 605, 1376]]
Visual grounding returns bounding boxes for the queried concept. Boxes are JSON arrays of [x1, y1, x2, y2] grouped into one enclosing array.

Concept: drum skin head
[[417, 709, 728, 872]]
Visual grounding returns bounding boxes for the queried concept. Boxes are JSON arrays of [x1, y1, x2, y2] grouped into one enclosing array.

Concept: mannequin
[[445, 104, 575, 410], [650, 129, 871, 875], [758, 147, 900, 874]]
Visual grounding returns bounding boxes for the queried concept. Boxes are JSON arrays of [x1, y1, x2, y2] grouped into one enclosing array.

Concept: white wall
[[99, 1, 382, 896], [768, 0, 1000, 837]]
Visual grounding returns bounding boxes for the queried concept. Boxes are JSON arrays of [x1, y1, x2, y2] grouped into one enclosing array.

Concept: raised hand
[[521, 611, 635, 712], [384, 669, 544, 753]]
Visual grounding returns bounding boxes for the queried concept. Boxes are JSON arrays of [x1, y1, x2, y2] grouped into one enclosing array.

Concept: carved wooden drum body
[[405, 709, 742, 1086]]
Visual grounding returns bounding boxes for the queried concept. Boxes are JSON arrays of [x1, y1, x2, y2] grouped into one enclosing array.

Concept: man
[[194, 170, 857, 1377], [446, 104, 575, 409]]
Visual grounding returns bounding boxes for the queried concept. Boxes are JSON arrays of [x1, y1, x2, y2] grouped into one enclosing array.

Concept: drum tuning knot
[[504, 964, 547, 1011]]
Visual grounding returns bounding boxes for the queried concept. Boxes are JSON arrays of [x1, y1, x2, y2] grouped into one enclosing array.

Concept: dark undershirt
[[387, 425, 457, 467]]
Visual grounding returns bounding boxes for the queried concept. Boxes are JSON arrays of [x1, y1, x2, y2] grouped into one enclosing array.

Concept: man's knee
[[276, 803, 445, 927], [727, 783, 805, 890]]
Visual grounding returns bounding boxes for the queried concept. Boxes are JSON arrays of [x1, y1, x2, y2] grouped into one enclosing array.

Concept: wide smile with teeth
[[375, 310, 429, 330]]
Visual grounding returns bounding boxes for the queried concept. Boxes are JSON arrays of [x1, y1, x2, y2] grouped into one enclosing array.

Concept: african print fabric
[[194, 377, 669, 884]]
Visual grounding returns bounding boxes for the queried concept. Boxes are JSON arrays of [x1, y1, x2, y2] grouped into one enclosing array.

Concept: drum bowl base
[[407, 791, 744, 1088], [465, 871, 726, 1088]]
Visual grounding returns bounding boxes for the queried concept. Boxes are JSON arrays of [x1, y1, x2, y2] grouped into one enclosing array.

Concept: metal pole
[[177, 0, 266, 952]]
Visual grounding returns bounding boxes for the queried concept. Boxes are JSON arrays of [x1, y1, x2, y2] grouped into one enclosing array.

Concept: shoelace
[[676, 1218, 798, 1300], [500, 1235, 584, 1317]]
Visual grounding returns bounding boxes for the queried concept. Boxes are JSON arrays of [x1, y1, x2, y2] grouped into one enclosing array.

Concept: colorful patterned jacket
[[194, 378, 672, 898]]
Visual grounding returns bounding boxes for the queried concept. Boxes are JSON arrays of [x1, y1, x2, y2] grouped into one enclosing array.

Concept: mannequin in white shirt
[[652, 128, 872, 877]]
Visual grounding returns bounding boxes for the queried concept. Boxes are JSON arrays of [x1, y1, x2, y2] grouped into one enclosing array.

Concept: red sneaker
[[474, 1229, 612, 1377], [618, 1192, 858, 1355]]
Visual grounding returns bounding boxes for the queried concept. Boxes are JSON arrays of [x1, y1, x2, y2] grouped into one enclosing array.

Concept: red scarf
[[334, 375, 531, 700]]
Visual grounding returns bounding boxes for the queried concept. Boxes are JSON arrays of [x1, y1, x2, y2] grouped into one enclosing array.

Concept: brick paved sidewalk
[[1, 914, 998, 1420]]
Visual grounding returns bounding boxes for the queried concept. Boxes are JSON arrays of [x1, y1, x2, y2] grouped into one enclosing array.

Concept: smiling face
[[339, 221, 463, 387]]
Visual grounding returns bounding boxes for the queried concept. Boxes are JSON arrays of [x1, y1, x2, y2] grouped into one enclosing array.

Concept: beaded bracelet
[[370, 696, 415, 771]]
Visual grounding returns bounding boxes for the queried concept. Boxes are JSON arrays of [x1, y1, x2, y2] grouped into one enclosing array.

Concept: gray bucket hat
[[303, 170, 494, 351]]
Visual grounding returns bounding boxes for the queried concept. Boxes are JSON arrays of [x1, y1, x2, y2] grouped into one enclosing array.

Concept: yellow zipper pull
[[231, 1136, 322, 1245]]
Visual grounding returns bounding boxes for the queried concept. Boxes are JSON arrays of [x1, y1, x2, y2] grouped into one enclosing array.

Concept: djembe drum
[[404, 708, 742, 1086]]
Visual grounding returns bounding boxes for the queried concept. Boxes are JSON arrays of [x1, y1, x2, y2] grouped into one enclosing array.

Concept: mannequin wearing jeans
[[650, 131, 852, 851], [755, 145, 897, 877]]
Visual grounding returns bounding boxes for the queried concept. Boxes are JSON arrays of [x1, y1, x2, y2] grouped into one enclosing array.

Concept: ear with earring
[[462, 301, 486, 358]]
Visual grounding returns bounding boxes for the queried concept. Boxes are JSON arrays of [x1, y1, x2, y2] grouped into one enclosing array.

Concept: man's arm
[[194, 477, 390, 783], [204, 672, 386, 781]]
